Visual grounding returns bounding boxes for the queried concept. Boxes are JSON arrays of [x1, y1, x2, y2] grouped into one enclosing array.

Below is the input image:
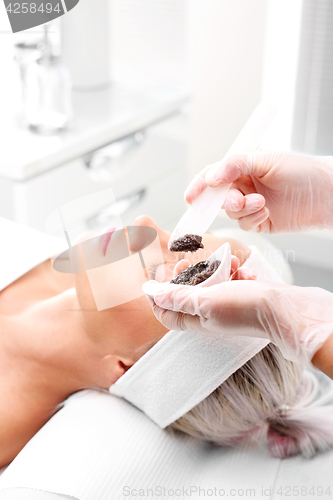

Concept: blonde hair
[[168, 344, 333, 459]]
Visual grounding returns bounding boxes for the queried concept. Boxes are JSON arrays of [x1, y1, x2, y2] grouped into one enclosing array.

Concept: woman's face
[[73, 215, 251, 364]]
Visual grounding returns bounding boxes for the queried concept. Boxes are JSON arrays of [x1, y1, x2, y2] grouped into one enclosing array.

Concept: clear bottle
[[25, 24, 73, 135]]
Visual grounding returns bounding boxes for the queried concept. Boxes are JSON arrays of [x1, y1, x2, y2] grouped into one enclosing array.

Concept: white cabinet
[[0, 122, 187, 235]]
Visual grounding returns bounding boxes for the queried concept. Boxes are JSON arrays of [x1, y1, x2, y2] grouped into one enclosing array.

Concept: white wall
[[260, 0, 303, 150], [0, 4, 17, 117], [109, 0, 189, 89], [187, 0, 267, 178]]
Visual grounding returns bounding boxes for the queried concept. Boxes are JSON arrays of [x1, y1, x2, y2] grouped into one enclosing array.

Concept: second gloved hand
[[151, 280, 333, 367], [185, 151, 333, 233]]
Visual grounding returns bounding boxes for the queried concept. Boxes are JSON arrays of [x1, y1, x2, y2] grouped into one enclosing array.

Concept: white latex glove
[[150, 280, 333, 368], [185, 151, 333, 233]]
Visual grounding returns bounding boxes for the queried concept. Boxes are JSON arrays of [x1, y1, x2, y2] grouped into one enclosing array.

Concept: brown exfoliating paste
[[170, 234, 204, 252], [171, 259, 221, 286]]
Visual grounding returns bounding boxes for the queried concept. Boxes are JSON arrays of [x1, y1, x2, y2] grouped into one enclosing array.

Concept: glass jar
[[23, 24, 73, 135], [25, 52, 73, 134]]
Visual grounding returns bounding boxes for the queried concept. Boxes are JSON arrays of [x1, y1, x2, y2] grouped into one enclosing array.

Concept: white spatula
[[168, 101, 278, 250]]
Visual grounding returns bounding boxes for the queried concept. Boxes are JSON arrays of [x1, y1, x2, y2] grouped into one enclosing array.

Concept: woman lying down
[[1, 215, 333, 468]]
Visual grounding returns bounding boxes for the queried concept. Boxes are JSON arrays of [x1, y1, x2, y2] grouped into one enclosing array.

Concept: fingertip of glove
[[142, 280, 168, 299]]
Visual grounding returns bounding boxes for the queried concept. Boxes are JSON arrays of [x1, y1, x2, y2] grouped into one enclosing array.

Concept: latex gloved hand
[[185, 151, 333, 233], [150, 279, 333, 368]]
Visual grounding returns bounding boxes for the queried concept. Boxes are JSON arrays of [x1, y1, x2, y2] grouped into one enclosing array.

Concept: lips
[[100, 227, 117, 256]]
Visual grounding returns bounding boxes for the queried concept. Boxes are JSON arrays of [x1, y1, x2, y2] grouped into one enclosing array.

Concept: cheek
[[124, 297, 168, 356]]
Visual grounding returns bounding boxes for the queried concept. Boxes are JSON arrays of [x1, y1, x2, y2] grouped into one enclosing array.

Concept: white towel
[[1, 376, 332, 500], [0, 216, 66, 292], [0, 389, 282, 500]]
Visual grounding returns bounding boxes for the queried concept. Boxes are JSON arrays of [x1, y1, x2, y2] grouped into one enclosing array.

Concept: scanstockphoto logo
[[3, 0, 79, 33]]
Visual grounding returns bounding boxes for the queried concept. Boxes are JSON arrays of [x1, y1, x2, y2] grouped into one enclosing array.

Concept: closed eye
[[147, 261, 160, 281], [147, 254, 183, 281]]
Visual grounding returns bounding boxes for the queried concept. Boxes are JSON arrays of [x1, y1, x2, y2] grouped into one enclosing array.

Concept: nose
[[134, 215, 155, 228], [133, 215, 166, 244], [126, 225, 158, 254]]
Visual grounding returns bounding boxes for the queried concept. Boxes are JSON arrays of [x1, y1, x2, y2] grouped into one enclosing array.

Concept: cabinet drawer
[[13, 128, 187, 231]]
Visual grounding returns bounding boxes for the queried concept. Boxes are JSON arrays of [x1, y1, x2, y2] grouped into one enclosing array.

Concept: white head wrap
[[110, 243, 284, 428]]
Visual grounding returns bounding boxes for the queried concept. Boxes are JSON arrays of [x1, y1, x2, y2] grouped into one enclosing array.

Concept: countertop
[[0, 83, 189, 182]]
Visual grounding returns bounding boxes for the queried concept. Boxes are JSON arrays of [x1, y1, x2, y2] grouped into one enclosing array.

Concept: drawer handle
[[84, 131, 145, 181], [86, 188, 147, 229]]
